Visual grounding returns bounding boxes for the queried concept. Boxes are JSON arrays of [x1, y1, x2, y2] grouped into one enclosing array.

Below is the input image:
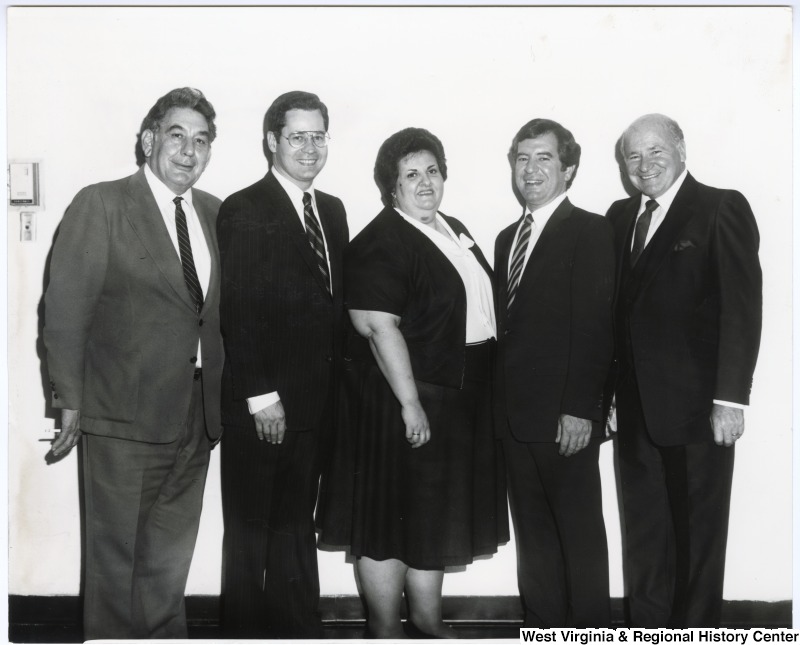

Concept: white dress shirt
[[247, 170, 333, 415], [630, 168, 688, 250], [396, 209, 496, 343], [143, 163, 211, 367], [507, 192, 569, 277]]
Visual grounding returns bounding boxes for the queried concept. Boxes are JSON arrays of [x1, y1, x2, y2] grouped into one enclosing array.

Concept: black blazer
[[494, 197, 615, 443], [344, 206, 493, 389], [218, 171, 349, 431], [607, 173, 762, 446]]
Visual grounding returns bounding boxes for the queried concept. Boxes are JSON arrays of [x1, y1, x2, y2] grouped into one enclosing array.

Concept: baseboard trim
[[8, 594, 792, 635]]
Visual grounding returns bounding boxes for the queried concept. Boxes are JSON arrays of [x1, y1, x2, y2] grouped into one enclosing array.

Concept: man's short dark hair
[[374, 127, 448, 208], [140, 87, 217, 142], [508, 118, 581, 189], [263, 91, 330, 166]]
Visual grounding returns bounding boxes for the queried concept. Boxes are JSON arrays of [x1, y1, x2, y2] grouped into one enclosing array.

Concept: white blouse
[[395, 209, 497, 343]]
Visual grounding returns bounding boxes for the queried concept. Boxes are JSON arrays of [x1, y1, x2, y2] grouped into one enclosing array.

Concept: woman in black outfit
[[318, 128, 508, 639]]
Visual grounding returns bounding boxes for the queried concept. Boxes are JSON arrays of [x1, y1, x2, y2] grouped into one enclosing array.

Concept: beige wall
[[6, 6, 792, 600]]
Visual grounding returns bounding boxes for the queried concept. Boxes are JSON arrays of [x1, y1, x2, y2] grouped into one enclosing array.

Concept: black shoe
[[404, 620, 442, 639]]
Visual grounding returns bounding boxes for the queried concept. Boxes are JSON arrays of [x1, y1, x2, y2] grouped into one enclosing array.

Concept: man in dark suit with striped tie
[[607, 114, 761, 627], [217, 91, 349, 638], [44, 87, 223, 639], [494, 118, 616, 627]]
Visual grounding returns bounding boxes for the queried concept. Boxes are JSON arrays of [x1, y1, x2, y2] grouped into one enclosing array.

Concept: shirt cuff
[[247, 391, 281, 415], [713, 399, 747, 410]]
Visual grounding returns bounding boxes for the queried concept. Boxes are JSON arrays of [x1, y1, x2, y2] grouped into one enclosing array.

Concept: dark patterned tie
[[173, 196, 204, 313], [302, 192, 331, 294], [630, 199, 659, 267], [507, 212, 533, 310]]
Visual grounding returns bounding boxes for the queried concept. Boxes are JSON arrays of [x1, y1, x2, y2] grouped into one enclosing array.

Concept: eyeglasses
[[281, 131, 331, 149]]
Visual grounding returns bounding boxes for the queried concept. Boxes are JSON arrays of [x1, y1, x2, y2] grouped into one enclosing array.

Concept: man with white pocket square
[[606, 113, 762, 627]]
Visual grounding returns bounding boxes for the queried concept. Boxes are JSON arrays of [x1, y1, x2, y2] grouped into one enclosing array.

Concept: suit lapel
[[122, 167, 197, 312], [192, 190, 220, 314], [266, 173, 332, 297], [614, 197, 640, 291], [440, 212, 494, 280], [513, 197, 573, 299], [495, 218, 518, 315], [316, 196, 342, 299], [630, 174, 699, 296]]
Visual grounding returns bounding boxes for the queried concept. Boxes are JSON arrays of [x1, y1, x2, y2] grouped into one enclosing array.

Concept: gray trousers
[[81, 376, 210, 639]]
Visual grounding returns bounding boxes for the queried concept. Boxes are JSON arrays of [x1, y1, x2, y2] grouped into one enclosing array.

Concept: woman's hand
[[402, 401, 430, 448], [350, 309, 432, 450]]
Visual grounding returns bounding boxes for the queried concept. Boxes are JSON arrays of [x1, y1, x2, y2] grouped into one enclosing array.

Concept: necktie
[[630, 199, 659, 267], [173, 196, 204, 313], [507, 212, 533, 310], [302, 192, 331, 294]]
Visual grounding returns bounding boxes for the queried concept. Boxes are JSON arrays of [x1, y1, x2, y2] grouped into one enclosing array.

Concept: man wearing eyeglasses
[[217, 90, 349, 638]]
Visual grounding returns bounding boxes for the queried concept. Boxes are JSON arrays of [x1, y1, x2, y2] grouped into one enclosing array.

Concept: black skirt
[[317, 341, 509, 570]]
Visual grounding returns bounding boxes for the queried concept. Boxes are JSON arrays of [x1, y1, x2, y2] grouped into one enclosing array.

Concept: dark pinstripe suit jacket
[[217, 171, 349, 431]]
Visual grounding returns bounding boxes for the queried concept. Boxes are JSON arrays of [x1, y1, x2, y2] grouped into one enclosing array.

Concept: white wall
[[6, 6, 792, 601]]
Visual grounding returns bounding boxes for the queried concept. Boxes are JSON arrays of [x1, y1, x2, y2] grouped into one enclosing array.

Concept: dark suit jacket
[[607, 173, 762, 446], [44, 166, 224, 442], [344, 207, 493, 389], [495, 197, 615, 443], [218, 171, 349, 431]]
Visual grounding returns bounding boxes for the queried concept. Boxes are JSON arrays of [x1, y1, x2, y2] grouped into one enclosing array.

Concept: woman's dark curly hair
[[374, 127, 448, 208]]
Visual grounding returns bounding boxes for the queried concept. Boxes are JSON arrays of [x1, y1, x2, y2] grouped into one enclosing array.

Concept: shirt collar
[[271, 168, 315, 203], [143, 163, 195, 209], [395, 207, 446, 237], [639, 168, 688, 214], [394, 208, 474, 254], [525, 191, 568, 228]]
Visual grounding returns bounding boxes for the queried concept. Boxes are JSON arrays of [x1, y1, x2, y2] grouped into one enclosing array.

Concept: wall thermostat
[[9, 161, 41, 207]]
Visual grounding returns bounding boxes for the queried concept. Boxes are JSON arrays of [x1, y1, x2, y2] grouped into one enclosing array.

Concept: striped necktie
[[630, 199, 659, 266], [302, 192, 331, 294], [507, 212, 533, 310], [173, 196, 204, 313]]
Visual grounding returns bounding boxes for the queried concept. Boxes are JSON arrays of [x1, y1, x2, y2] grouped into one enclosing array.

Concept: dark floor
[[10, 622, 522, 642], [8, 596, 792, 643]]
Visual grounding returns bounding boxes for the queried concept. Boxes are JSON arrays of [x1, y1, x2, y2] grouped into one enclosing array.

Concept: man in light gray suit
[[44, 87, 223, 639]]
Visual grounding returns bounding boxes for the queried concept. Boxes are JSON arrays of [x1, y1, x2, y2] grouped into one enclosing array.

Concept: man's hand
[[51, 408, 82, 457], [711, 404, 744, 447], [401, 401, 430, 449], [253, 400, 287, 444], [556, 414, 592, 457]]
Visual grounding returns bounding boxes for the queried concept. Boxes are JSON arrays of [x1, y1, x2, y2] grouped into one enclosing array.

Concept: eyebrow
[[165, 124, 210, 138]]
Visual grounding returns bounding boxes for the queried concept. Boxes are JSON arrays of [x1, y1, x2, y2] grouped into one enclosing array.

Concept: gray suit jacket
[[44, 166, 223, 443]]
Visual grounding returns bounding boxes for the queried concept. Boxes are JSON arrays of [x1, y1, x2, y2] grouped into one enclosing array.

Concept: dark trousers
[[220, 418, 328, 639], [616, 376, 735, 627], [81, 376, 210, 640], [504, 436, 610, 627]]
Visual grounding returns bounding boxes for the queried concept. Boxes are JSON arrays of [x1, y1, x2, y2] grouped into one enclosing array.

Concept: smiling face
[[622, 118, 686, 199], [394, 150, 445, 225], [142, 107, 212, 195], [267, 108, 328, 190], [514, 132, 574, 211]]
